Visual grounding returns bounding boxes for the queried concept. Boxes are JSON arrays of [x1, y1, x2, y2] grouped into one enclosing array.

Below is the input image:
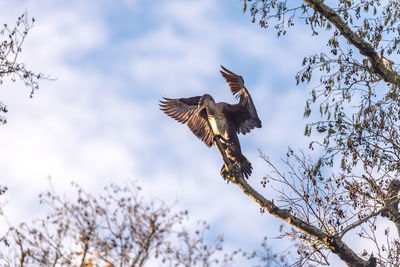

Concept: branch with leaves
[[235, 0, 400, 266]]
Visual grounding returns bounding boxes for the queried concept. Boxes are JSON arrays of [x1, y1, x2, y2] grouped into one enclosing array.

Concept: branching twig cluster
[[0, 12, 49, 124], [0, 181, 238, 267]]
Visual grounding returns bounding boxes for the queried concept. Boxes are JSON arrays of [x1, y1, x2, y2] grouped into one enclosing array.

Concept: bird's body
[[160, 66, 261, 179], [205, 103, 229, 139]]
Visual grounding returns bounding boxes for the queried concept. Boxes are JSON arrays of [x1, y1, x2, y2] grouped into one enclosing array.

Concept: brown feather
[[160, 66, 262, 179], [220, 65, 262, 135], [159, 97, 213, 147]]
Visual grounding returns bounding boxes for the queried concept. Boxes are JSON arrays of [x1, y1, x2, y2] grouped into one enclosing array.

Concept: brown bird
[[159, 66, 261, 179]]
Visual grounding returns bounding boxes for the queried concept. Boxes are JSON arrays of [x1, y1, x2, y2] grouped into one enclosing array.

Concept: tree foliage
[[225, 0, 400, 266]]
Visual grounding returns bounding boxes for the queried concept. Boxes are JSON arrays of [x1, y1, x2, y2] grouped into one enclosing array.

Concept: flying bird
[[159, 66, 262, 179]]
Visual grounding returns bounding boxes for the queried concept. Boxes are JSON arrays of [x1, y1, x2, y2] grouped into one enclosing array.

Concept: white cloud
[[0, 0, 345, 265], [159, 0, 217, 31], [129, 24, 219, 95]]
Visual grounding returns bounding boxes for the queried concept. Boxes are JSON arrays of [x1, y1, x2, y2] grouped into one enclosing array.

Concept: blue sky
[[0, 0, 350, 265]]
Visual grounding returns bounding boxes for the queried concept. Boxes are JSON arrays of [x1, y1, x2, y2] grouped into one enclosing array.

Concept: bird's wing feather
[[159, 96, 214, 147], [220, 65, 262, 135]]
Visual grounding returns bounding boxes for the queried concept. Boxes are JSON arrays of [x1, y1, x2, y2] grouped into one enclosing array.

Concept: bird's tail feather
[[240, 156, 252, 179]]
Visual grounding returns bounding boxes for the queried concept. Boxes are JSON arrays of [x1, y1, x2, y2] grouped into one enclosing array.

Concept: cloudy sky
[[0, 0, 349, 265]]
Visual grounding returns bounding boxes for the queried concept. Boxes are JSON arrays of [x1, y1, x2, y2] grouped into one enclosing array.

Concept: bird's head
[[197, 94, 214, 111]]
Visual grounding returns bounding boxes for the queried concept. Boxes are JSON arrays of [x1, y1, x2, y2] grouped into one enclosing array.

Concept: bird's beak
[[197, 103, 206, 112]]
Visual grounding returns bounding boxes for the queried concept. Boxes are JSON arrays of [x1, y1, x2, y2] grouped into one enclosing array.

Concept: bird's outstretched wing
[[220, 65, 262, 135], [159, 96, 214, 147]]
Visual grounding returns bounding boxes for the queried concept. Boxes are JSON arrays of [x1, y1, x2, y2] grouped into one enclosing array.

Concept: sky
[[0, 0, 353, 266]]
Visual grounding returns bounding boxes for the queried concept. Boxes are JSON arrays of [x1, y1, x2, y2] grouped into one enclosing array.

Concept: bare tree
[[0, 12, 47, 125], [0, 181, 243, 267], [0, 12, 48, 222], [208, 0, 400, 266]]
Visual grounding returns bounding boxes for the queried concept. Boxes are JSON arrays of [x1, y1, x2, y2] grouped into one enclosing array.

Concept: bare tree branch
[[214, 137, 375, 266]]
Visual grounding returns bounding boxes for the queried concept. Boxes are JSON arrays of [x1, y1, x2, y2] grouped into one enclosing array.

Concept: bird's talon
[[160, 66, 260, 184], [220, 168, 229, 179], [220, 167, 239, 184]]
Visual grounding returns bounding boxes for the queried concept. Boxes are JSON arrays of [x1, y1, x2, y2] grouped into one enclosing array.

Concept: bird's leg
[[213, 134, 228, 143], [220, 165, 230, 182], [220, 164, 234, 183], [212, 135, 243, 183], [213, 136, 235, 182]]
